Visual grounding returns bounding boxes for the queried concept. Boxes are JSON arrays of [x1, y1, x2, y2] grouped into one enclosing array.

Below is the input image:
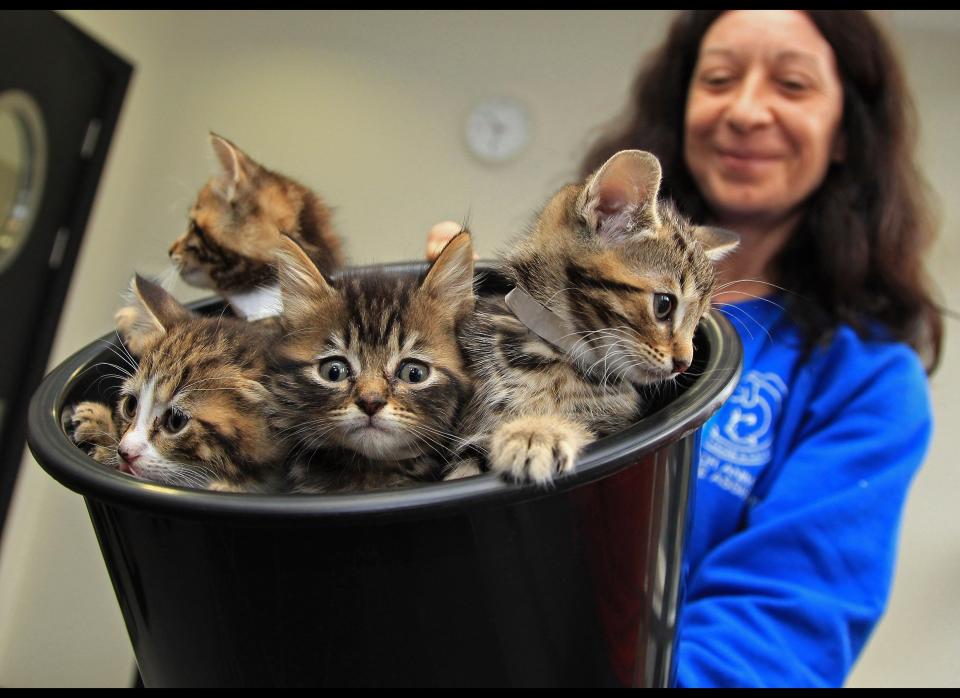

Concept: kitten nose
[[356, 395, 387, 416], [118, 445, 140, 463], [673, 358, 691, 374], [118, 435, 144, 464]]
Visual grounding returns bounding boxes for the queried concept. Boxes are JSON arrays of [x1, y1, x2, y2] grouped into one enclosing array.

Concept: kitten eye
[[120, 394, 138, 419], [190, 221, 206, 240], [396, 361, 430, 384], [163, 408, 190, 433], [318, 358, 351, 382], [653, 293, 676, 321]]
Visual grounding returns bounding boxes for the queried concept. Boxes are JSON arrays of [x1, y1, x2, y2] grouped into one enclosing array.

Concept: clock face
[[465, 97, 530, 163]]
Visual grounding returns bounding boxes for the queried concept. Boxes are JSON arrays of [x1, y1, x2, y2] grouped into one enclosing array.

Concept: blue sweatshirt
[[675, 296, 933, 687]]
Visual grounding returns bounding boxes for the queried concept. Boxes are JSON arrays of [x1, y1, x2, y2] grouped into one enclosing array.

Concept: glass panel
[[0, 90, 46, 274], [0, 110, 21, 245]]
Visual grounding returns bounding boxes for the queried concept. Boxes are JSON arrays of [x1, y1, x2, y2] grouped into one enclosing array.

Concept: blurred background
[[0, 10, 957, 687]]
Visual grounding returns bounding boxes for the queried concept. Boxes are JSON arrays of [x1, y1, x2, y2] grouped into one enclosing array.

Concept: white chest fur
[[225, 283, 283, 321]]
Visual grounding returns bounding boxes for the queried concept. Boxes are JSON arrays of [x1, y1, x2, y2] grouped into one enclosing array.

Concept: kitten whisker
[[712, 289, 787, 312], [713, 277, 801, 298], [98, 338, 139, 374], [541, 286, 578, 311], [406, 421, 478, 450], [711, 306, 757, 341], [404, 424, 456, 469], [712, 303, 775, 344]]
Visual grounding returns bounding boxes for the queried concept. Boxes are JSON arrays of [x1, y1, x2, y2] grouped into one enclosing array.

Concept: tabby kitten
[[166, 133, 345, 321], [268, 233, 475, 493], [453, 149, 738, 486], [64, 275, 285, 492]]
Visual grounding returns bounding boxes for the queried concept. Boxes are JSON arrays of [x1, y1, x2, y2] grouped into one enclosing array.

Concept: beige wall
[[0, 10, 957, 687], [846, 15, 960, 687]]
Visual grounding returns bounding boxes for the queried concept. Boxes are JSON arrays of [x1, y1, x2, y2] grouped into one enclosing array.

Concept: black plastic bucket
[[27, 263, 742, 687]]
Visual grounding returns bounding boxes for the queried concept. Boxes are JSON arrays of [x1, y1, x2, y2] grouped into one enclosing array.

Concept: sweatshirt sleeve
[[675, 338, 932, 687]]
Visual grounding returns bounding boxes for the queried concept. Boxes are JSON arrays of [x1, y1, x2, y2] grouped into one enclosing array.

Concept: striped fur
[[169, 134, 344, 294], [268, 234, 475, 493], [66, 277, 285, 492], [454, 150, 737, 485]]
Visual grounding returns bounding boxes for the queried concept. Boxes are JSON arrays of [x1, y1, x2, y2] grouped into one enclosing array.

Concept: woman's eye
[[653, 293, 676, 321], [396, 361, 430, 384], [121, 394, 138, 419], [699, 71, 734, 88], [779, 79, 808, 92], [164, 408, 190, 433], [319, 358, 351, 382]]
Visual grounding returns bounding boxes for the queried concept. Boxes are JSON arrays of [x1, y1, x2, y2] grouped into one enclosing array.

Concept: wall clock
[[465, 97, 531, 164]]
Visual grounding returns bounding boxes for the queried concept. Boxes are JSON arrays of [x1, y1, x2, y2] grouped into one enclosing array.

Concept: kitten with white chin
[[65, 275, 286, 492], [268, 233, 475, 493]]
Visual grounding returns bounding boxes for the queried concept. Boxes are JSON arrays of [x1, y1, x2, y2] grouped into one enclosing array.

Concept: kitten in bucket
[[268, 233, 475, 493], [451, 150, 738, 486], [170, 133, 344, 294], [119, 135, 346, 340], [64, 276, 286, 492]]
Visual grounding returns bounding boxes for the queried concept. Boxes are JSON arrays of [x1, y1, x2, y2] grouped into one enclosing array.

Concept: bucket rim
[[27, 261, 742, 522]]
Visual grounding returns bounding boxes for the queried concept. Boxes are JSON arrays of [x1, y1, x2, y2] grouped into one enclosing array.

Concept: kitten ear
[[275, 234, 336, 324], [132, 274, 194, 330], [578, 149, 662, 244], [237, 379, 273, 405], [116, 275, 193, 348], [692, 226, 740, 262], [419, 230, 475, 320], [209, 133, 259, 202]]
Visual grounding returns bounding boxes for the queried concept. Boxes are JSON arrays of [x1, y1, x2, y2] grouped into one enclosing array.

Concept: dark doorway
[[0, 11, 132, 541]]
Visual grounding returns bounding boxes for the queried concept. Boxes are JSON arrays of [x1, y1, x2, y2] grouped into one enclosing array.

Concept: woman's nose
[[725, 73, 775, 133]]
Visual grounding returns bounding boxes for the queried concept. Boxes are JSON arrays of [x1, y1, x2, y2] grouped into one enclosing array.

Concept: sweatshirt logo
[[701, 371, 788, 499]]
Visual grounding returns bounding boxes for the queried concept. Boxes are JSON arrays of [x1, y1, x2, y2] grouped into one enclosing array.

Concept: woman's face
[[684, 10, 845, 225]]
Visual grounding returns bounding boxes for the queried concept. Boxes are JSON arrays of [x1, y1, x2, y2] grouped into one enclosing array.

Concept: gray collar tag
[[504, 287, 579, 356]]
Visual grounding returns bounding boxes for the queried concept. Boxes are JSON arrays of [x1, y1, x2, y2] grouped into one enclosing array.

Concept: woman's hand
[[427, 221, 475, 261]]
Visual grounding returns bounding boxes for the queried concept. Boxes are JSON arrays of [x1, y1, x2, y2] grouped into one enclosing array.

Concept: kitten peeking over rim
[[167, 133, 345, 322], [268, 232, 476, 493], [452, 149, 738, 486], [64, 275, 286, 492]]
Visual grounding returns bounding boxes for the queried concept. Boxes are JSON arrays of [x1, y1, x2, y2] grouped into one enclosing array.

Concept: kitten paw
[[62, 402, 118, 466], [489, 415, 592, 486], [442, 457, 484, 481], [206, 479, 247, 493]]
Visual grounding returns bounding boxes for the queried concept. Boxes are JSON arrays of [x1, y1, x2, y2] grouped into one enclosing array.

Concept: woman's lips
[[715, 148, 782, 175], [717, 148, 781, 163]]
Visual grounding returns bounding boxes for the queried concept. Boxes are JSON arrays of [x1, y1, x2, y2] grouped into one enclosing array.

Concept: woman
[[430, 10, 941, 687]]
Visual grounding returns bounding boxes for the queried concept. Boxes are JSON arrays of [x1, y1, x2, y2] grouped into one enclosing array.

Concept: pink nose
[[673, 358, 691, 374], [118, 439, 143, 464]]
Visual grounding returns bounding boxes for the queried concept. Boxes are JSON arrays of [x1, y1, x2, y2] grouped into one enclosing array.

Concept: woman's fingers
[[427, 220, 473, 261]]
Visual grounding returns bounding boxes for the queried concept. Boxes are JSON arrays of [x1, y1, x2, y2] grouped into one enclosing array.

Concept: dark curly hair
[[580, 10, 943, 372]]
